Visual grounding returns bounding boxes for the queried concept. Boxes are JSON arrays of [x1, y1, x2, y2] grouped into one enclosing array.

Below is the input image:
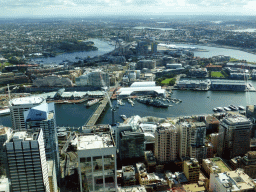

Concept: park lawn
[[211, 71, 224, 78], [161, 78, 174, 85], [229, 58, 239, 62]]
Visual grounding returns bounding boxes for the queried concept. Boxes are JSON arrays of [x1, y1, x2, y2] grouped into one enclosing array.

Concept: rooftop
[[223, 115, 251, 126], [183, 183, 205, 192], [10, 96, 44, 106], [77, 134, 114, 150], [216, 169, 255, 191]]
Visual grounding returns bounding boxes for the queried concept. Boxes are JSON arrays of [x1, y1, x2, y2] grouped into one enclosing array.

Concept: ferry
[[86, 99, 100, 107]]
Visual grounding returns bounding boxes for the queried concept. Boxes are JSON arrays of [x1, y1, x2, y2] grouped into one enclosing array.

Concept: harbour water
[[1, 80, 256, 128], [33, 39, 115, 64]]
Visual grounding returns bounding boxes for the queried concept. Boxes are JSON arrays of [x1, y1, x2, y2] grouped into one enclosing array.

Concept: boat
[[213, 108, 217, 112], [229, 105, 238, 111], [86, 99, 100, 107], [238, 106, 245, 110], [0, 107, 10, 116], [224, 107, 231, 111], [120, 115, 127, 121], [216, 107, 224, 112]]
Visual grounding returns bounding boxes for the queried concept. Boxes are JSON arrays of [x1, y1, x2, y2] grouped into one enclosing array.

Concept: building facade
[[9, 96, 46, 130], [218, 115, 252, 159], [4, 129, 50, 192], [119, 131, 145, 161], [24, 103, 59, 179], [155, 123, 178, 163], [183, 158, 200, 184], [77, 134, 117, 192]]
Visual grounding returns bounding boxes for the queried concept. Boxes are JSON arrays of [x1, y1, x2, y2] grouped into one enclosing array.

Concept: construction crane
[[99, 72, 116, 125]]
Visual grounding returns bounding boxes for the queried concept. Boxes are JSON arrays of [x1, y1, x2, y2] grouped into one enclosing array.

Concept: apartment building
[[155, 123, 178, 163]]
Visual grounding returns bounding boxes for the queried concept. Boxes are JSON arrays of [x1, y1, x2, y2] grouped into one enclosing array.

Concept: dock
[[84, 91, 113, 128]]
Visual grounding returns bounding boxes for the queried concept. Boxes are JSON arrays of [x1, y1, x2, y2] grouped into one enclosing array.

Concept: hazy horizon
[[1, 0, 256, 18]]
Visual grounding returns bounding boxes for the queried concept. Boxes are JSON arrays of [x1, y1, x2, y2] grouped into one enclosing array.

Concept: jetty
[[84, 91, 113, 128]]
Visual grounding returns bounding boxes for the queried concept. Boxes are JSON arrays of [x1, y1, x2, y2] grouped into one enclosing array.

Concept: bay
[[170, 43, 256, 62], [33, 38, 115, 64]]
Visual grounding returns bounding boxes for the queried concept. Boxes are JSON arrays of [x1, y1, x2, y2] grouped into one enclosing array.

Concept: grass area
[[161, 78, 175, 85], [215, 160, 231, 172], [230, 58, 239, 62], [211, 71, 225, 78]]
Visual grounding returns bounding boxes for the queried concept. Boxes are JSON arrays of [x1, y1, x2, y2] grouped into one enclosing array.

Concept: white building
[[77, 134, 117, 192], [209, 169, 255, 192], [0, 177, 10, 192], [5, 129, 50, 192], [76, 70, 110, 87], [0, 126, 12, 164], [9, 96, 46, 130], [118, 81, 166, 98]]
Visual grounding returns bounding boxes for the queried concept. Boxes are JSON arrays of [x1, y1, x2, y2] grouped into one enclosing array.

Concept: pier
[[84, 91, 113, 128]]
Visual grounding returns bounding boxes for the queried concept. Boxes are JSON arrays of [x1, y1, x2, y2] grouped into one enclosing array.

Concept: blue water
[[172, 43, 256, 62], [33, 39, 115, 64]]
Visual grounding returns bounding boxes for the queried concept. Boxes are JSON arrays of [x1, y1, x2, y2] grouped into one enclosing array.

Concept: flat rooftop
[[217, 169, 255, 191], [10, 96, 44, 106], [223, 115, 251, 125], [77, 134, 114, 150]]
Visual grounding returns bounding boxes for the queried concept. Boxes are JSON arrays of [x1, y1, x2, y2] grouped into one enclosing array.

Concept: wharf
[[84, 90, 113, 128]]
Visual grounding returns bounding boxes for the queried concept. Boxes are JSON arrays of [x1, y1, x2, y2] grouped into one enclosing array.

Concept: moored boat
[[86, 99, 100, 107]]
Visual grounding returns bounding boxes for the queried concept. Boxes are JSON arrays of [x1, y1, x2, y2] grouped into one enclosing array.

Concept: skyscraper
[[9, 96, 46, 130], [24, 103, 59, 176], [155, 123, 178, 163], [178, 122, 191, 161], [4, 129, 50, 192], [218, 115, 252, 159]]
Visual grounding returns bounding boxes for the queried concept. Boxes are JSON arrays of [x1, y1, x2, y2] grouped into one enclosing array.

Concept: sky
[[1, 0, 256, 18]]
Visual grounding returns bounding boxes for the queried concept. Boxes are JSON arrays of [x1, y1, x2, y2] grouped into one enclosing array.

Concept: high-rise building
[[4, 129, 50, 192], [155, 123, 178, 163], [183, 158, 200, 184], [119, 131, 145, 161], [218, 115, 252, 159], [77, 134, 117, 192], [24, 103, 59, 178], [190, 122, 207, 162], [9, 96, 46, 130], [178, 122, 191, 161], [209, 169, 255, 192]]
